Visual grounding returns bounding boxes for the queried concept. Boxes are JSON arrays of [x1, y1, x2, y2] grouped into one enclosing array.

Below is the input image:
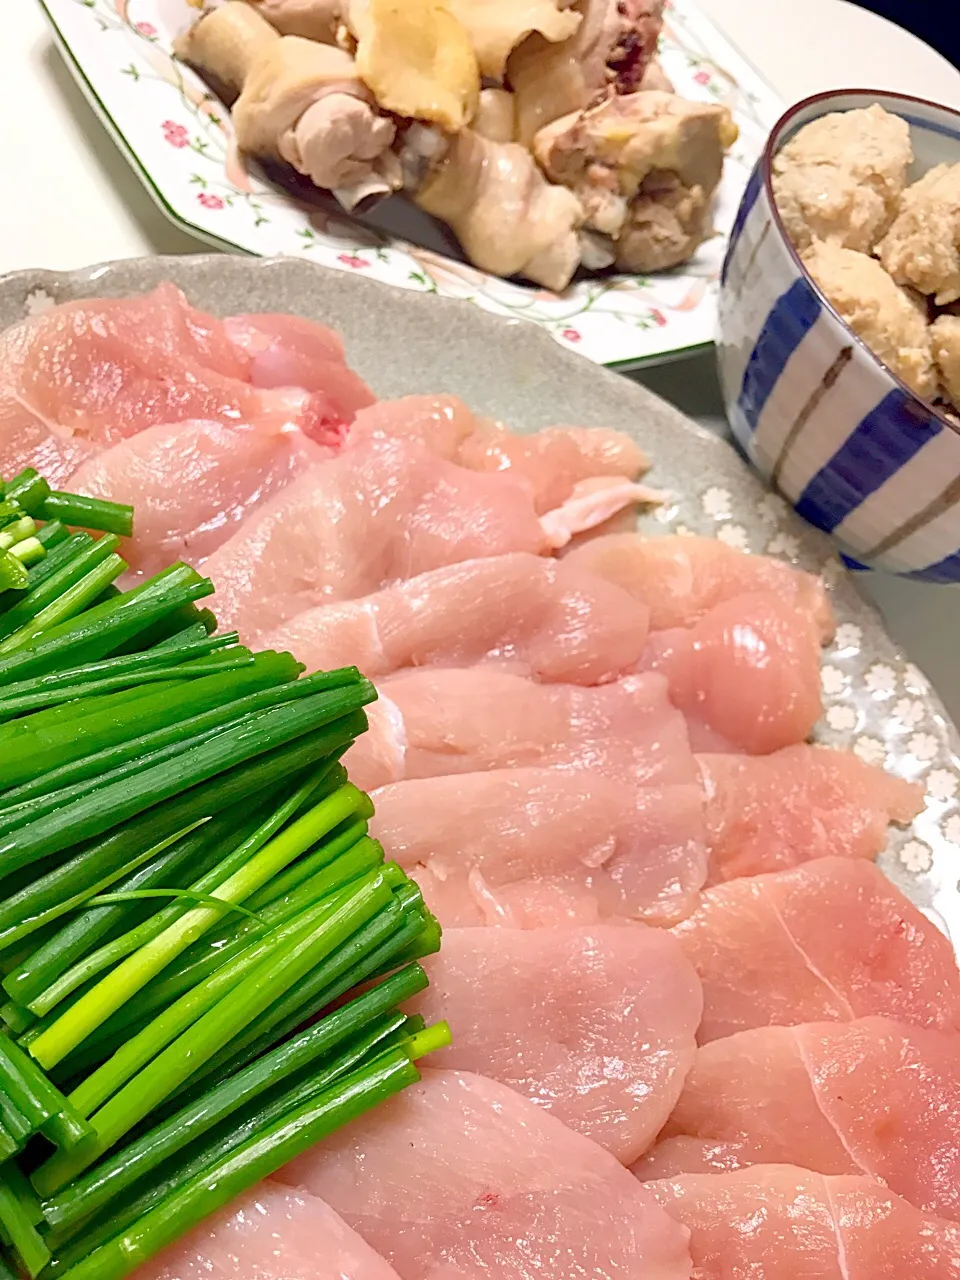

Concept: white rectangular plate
[[40, 0, 783, 369]]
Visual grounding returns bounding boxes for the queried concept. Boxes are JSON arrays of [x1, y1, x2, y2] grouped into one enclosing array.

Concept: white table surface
[[5, 0, 960, 720]]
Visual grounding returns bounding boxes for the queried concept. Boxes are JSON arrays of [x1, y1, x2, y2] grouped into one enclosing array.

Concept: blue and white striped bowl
[[717, 89, 960, 583]]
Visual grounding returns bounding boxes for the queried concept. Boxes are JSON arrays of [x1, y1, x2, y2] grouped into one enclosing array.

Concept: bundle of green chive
[[0, 468, 447, 1280]]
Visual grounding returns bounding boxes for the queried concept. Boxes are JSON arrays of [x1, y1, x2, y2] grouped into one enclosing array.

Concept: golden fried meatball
[[931, 314, 960, 406], [878, 163, 960, 306], [773, 105, 912, 253], [803, 240, 937, 400]]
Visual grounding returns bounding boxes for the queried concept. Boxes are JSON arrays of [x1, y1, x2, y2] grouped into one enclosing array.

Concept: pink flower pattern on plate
[[337, 254, 368, 269], [197, 192, 225, 210], [650, 309, 667, 327], [162, 120, 189, 148], [135, 21, 158, 38], [561, 328, 582, 343]]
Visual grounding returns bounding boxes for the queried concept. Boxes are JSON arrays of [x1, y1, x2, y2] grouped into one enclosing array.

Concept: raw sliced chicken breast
[[346, 669, 696, 791], [135, 1181, 402, 1279], [201, 439, 549, 641], [698, 744, 924, 881], [637, 1137, 755, 1181], [348, 394, 648, 512], [260, 554, 650, 685], [275, 1068, 693, 1280], [539, 477, 667, 549], [224, 312, 376, 446], [648, 1166, 960, 1279], [0, 284, 259, 483], [644, 592, 824, 754], [69, 418, 325, 575], [672, 857, 960, 1042], [566, 533, 835, 638], [648, 1017, 960, 1220], [409, 925, 702, 1164], [370, 770, 706, 926]]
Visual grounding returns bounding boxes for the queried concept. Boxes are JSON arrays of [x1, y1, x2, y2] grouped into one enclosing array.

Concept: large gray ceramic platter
[[2, 256, 958, 943]]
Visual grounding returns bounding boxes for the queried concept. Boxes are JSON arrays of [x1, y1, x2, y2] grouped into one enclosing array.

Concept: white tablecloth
[[5, 0, 960, 718]]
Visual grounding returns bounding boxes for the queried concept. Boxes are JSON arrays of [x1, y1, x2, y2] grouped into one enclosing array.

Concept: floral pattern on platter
[[38, 0, 785, 370], [648, 484, 960, 946]]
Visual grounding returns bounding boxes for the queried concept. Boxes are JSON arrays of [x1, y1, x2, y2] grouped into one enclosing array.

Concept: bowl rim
[[760, 86, 960, 439]]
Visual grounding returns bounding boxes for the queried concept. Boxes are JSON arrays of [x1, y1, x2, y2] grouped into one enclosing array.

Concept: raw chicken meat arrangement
[[1, 283, 952, 1279]]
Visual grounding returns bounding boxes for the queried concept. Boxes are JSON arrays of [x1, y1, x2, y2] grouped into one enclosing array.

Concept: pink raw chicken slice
[[348, 394, 649, 512], [539, 477, 667, 550], [68, 418, 326, 576], [408, 925, 702, 1164], [648, 1166, 960, 1279], [274, 1068, 693, 1280], [0, 284, 260, 485], [565, 533, 835, 639], [370, 769, 706, 927], [698, 744, 924, 881], [645, 1017, 960, 1220], [643, 591, 824, 754], [134, 1181, 402, 1280], [200, 438, 549, 642], [224, 313, 376, 447], [345, 669, 696, 791], [259, 553, 650, 685], [671, 856, 960, 1043]]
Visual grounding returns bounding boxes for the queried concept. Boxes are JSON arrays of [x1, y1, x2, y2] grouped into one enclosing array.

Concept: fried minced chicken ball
[[878, 163, 960, 306], [533, 89, 737, 271], [772, 105, 912, 253], [802, 240, 938, 400], [931, 315, 960, 405]]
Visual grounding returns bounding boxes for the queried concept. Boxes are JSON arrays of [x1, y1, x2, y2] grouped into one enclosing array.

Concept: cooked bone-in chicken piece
[[772, 105, 912, 254], [174, 1, 280, 100], [508, 0, 665, 146], [638, 58, 674, 92], [407, 127, 584, 291], [615, 172, 710, 272], [242, 0, 341, 43], [534, 91, 736, 269], [234, 38, 396, 190], [803, 241, 937, 400], [347, 0, 479, 132], [177, 4, 397, 196], [444, 0, 581, 79], [878, 163, 960, 306], [932, 314, 960, 404], [473, 88, 517, 143]]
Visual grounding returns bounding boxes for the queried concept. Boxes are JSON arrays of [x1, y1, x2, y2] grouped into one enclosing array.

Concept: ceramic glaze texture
[[718, 90, 960, 582], [1, 255, 958, 951]]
